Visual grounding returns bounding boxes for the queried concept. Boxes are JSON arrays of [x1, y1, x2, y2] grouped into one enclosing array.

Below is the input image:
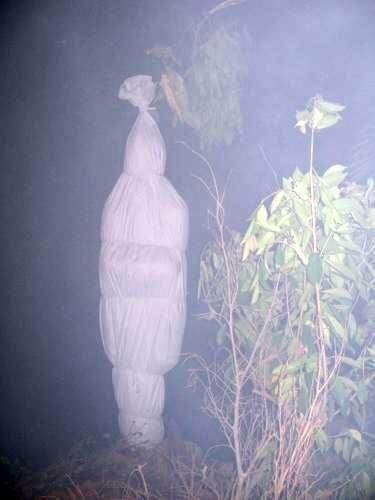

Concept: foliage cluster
[[199, 97, 375, 498], [148, 16, 249, 150]]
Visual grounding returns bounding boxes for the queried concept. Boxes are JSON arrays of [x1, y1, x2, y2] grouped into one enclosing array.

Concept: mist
[[1, 0, 374, 479]]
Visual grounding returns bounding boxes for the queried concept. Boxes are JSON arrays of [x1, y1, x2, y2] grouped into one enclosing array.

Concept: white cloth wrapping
[[99, 76, 188, 446]]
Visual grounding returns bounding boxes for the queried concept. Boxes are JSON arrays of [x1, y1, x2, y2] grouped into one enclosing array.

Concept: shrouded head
[[118, 75, 156, 110], [119, 75, 165, 177]]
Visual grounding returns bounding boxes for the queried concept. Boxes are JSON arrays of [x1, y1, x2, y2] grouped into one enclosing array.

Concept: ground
[[7, 432, 234, 499]]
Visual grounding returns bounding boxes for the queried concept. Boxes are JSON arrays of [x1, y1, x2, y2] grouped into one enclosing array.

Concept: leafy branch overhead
[[148, 19, 250, 150]]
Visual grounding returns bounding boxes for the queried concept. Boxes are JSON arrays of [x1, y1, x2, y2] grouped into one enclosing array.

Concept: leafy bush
[[199, 96, 375, 498]]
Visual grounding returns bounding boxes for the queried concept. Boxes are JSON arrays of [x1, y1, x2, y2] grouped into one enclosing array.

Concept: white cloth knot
[[118, 74, 156, 110]]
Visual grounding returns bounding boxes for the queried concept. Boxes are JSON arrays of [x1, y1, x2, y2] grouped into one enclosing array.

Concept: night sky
[[1, 0, 374, 468]]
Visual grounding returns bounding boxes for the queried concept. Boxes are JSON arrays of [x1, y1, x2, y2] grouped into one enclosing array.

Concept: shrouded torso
[[101, 111, 188, 248], [101, 174, 188, 248]]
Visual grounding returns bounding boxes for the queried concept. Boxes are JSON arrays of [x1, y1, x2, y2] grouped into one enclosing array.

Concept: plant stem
[[309, 120, 328, 403], [309, 126, 317, 253]]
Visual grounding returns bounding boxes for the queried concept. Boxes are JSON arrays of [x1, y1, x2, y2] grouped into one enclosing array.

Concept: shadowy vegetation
[[149, 0, 250, 151], [197, 96, 375, 498]]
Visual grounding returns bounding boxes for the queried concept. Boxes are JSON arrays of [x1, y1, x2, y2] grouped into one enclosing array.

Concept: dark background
[[0, 0, 374, 468]]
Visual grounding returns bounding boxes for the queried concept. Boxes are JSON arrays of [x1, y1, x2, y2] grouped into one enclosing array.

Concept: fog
[[0, 0, 374, 468]]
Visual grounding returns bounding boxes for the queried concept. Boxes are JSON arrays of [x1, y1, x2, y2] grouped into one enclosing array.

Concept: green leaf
[[327, 260, 357, 281], [304, 355, 317, 373], [347, 429, 362, 443], [351, 446, 362, 462], [358, 283, 370, 301], [341, 356, 362, 369], [315, 98, 345, 114], [271, 211, 292, 230], [298, 372, 309, 413], [277, 376, 295, 401], [320, 187, 334, 207], [315, 113, 341, 130], [256, 231, 275, 255], [293, 198, 311, 223], [319, 184, 341, 205], [270, 191, 285, 213], [274, 246, 284, 267], [307, 253, 323, 284], [251, 280, 260, 304], [291, 242, 309, 266], [332, 198, 364, 217], [301, 228, 312, 250], [293, 180, 310, 200], [295, 110, 311, 133], [321, 321, 332, 348], [295, 109, 311, 124], [337, 375, 358, 393], [352, 405, 366, 430], [241, 219, 255, 245], [333, 234, 362, 253], [326, 311, 347, 342], [323, 288, 352, 302], [282, 177, 292, 190], [321, 206, 335, 234], [334, 437, 343, 455], [342, 437, 352, 463], [258, 260, 269, 289], [348, 313, 357, 339], [311, 106, 325, 128], [272, 358, 306, 377], [333, 377, 350, 414], [357, 381, 368, 405], [334, 223, 357, 234], [315, 428, 330, 453], [216, 324, 226, 345], [235, 318, 250, 339], [212, 251, 220, 268], [322, 164, 347, 187], [256, 204, 268, 226], [242, 234, 257, 260], [361, 472, 371, 498], [332, 198, 354, 213]]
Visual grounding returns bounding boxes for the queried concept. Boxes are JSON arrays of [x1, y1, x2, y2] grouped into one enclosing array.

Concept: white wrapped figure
[[99, 75, 188, 447]]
